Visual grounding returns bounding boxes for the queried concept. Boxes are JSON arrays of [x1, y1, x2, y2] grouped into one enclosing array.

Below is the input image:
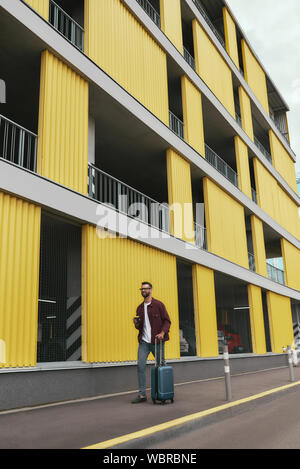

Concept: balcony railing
[[248, 252, 256, 272], [194, 222, 207, 250], [136, 0, 161, 28], [88, 164, 170, 233], [267, 262, 285, 285], [270, 114, 291, 147], [193, 0, 226, 49], [236, 113, 242, 128], [252, 188, 258, 204], [205, 144, 239, 188], [0, 114, 37, 172], [49, 0, 84, 51], [254, 136, 272, 163], [183, 47, 196, 71], [169, 111, 184, 140]]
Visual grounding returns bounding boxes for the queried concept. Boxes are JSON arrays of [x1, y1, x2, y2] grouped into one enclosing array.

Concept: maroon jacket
[[135, 298, 171, 344]]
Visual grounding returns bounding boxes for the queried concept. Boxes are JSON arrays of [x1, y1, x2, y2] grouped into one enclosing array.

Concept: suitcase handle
[[155, 336, 163, 367]]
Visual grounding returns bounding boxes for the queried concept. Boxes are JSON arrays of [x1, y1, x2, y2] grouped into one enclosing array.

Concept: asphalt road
[[148, 387, 300, 449]]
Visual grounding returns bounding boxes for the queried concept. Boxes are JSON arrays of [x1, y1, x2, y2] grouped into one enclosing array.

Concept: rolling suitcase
[[151, 338, 174, 405]]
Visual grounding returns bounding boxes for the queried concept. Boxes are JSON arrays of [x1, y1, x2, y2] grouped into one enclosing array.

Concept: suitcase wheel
[[161, 400, 166, 405]]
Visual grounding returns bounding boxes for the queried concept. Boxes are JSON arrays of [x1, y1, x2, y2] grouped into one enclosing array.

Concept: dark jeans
[[137, 340, 165, 396]]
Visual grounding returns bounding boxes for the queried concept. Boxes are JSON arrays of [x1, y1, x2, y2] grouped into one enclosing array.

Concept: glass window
[[37, 213, 82, 363], [176, 261, 197, 357], [215, 272, 252, 354]]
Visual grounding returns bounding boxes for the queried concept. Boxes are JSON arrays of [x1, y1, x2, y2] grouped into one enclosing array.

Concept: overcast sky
[[226, 0, 300, 173]]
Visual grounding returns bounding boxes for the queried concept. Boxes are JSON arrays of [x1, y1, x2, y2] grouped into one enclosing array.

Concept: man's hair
[[142, 281, 152, 289]]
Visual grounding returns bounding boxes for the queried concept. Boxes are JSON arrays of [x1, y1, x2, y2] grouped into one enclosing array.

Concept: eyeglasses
[[140, 287, 151, 291]]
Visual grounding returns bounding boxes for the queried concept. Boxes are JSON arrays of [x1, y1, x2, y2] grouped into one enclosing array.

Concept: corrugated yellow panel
[[266, 292, 294, 354], [85, 0, 169, 125], [82, 225, 180, 363], [253, 157, 280, 224], [37, 50, 89, 195], [223, 8, 239, 69], [248, 285, 267, 354], [203, 178, 249, 268], [250, 216, 267, 277], [192, 265, 218, 357], [241, 40, 269, 114], [234, 136, 252, 198], [281, 239, 300, 291], [269, 130, 298, 193], [255, 156, 300, 239], [166, 149, 194, 243], [0, 192, 41, 368], [25, 0, 49, 19], [238, 86, 254, 141], [181, 76, 205, 156], [193, 19, 235, 118], [160, 0, 183, 53], [278, 185, 300, 240]]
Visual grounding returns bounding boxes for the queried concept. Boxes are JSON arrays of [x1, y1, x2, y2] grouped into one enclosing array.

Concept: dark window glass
[[37, 214, 81, 363], [176, 261, 197, 357]]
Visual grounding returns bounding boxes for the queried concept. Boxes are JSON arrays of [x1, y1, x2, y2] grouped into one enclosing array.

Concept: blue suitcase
[[151, 339, 174, 405]]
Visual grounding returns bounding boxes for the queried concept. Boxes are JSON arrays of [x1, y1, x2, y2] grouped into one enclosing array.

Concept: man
[[132, 282, 171, 404]]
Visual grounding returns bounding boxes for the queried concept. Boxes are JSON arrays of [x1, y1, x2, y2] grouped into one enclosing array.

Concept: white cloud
[[227, 0, 300, 172]]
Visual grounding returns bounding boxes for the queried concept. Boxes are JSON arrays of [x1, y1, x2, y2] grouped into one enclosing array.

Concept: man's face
[[140, 285, 152, 298]]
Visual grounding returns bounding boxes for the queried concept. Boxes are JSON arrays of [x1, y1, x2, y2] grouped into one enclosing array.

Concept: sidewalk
[[0, 365, 300, 449]]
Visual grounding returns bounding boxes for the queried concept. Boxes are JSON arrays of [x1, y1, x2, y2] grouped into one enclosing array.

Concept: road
[[148, 387, 300, 449]]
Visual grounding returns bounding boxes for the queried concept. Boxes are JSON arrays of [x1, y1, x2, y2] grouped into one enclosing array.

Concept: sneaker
[[131, 395, 147, 404]]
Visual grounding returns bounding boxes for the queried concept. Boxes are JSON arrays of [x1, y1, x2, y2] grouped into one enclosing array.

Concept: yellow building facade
[[0, 0, 299, 404]]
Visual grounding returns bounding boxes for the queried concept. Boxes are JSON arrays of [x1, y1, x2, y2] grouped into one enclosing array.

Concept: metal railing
[[193, 0, 226, 49], [169, 111, 184, 140], [248, 252, 256, 272], [267, 262, 285, 285], [205, 144, 239, 188], [254, 136, 272, 163], [88, 163, 170, 233], [0, 114, 37, 172], [194, 222, 207, 250], [270, 114, 291, 147], [136, 0, 161, 28], [49, 0, 84, 51], [183, 47, 196, 71], [251, 188, 258, 204], [236, 113, 242, 128]]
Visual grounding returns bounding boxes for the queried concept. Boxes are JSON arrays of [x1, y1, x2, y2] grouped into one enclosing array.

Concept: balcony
[[205, 144, 239, 188], [183, 47, 196, 71], [251, 188, 258, 204], [236, 112, 242, 128], [270, 114, 290, 146], [193, 0, 226, 50], [88, 163, 170, 233], [194, 222, 207, 250], [267, 262, 285, 285], [0, 114, 37, 172], [49, 0, 84, 51], [169, 111, 184, 140], [248, 252, 255, 272], [136, 0, 161, 28], [254, 136, 272, 164]]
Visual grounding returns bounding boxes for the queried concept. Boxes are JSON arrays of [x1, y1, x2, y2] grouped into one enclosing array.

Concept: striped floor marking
[[83, 379, 300, 449]]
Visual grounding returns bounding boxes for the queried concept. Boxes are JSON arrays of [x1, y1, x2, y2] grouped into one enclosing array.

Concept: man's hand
[[156, 331, 165, 341]]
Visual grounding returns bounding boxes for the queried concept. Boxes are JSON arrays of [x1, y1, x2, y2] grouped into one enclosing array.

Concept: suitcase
[[151, 338, 174, 405]]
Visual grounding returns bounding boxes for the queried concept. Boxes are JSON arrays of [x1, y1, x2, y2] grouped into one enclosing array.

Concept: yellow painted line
[[83, 380, 300, 449]]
